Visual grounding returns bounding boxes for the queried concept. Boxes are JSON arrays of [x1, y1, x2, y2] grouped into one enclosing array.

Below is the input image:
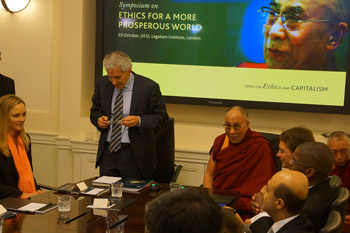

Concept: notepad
[[92, 176, 122, 187]]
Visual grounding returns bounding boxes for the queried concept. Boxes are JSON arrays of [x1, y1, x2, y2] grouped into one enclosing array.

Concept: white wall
[[1, 0, 349, 186]]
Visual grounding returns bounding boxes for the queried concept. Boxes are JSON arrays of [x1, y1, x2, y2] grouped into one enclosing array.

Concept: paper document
[[82, 188, 105, 195], [18, 203, 47, 212], [93, 176, 122, 185], [0, 205, 7, 215]]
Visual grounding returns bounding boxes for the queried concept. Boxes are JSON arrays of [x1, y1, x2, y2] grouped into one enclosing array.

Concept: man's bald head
[[291, 142, 334, 183], [263, 170, 308, 220], [226, 106, 248, 121]]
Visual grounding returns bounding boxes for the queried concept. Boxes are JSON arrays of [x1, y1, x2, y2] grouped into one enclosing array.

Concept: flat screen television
[[95, 0, 350, 114]]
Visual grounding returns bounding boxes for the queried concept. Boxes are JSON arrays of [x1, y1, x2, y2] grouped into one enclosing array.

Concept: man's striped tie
[[109, 90, 123, 152]]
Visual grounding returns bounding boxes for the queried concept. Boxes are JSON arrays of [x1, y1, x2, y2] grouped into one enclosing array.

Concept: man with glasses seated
[[328, 131, 350, 232], [249, 142, 337, 232], [240, 0, 349, 71], [203, 106, 276, 220]]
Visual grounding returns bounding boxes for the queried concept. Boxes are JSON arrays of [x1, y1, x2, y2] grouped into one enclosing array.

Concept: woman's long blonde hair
[[0, 94, 29, 157]]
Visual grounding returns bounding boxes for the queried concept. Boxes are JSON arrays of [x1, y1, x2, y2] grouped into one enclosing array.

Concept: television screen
[[95, 0, 350, 114]]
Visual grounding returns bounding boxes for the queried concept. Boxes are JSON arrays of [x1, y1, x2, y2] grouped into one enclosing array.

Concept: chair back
[[329, 175, 342, 191], [331, 187, 349, 227], [320, 210, 342, 233], [258, 132, 281, 171], [153, 118, 175, 183], [171, 164, 183, 183]]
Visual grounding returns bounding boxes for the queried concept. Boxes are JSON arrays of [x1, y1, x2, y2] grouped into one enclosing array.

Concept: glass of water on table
[[111, 181, 123, 198]]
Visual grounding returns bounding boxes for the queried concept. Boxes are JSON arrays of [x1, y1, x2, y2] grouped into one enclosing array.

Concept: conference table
[[0, 179, 240, 233]]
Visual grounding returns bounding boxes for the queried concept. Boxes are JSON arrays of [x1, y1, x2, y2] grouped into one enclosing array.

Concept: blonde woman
[[0, 94, 41, 199]]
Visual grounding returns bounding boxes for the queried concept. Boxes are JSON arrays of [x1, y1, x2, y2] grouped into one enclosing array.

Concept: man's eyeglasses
[[258, 7, 335, 31], [223, 122, 246, 131], [290, 156, 310, 168]]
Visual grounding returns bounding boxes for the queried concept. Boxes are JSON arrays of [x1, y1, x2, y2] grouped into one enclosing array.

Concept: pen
[[65, 212, 87, 224]]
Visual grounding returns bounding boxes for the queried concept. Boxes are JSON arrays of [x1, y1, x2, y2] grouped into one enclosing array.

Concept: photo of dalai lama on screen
[[238, 0, 349, 71]]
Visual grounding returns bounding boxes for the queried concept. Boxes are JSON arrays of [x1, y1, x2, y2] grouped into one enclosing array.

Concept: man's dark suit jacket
[[0, 74, 15, 97], [250, 214, 314, 233], [90, 72, 168, 178], [305, 179, 338, 232], [0, 138, 39, 200]]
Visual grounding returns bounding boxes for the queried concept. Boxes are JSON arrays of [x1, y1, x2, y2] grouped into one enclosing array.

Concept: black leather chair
[[329, 175, 342, 191], [320, 210, 343, 233], [171, 164, 183, 183], [152, 118, 175, 183], [258, 132, 281, 171], [331, 187, 350, 227]]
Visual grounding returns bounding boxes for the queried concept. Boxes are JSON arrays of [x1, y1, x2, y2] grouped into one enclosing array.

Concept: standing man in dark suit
[[90, 51, 168, 179], [0, 51, 15, 97], [250, 170, 313, 233]]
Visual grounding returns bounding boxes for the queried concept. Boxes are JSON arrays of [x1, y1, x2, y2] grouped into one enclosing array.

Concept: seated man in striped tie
[[90, 51, 168, 179]]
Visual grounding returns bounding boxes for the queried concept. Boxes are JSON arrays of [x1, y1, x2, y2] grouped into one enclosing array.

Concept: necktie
[[109, 90, 123, 152]]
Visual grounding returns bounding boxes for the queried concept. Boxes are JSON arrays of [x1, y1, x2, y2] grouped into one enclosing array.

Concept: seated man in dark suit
[[0, 51, 15, 97], [144, 188, 224, 233], [250, 170, 313, 233], [250, 142, 337, 232]]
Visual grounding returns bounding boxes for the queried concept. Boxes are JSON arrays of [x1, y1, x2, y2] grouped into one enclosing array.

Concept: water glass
[[111, 181, 123, 198], [57, 195, 71, 212], [57, 211, 70, 225]]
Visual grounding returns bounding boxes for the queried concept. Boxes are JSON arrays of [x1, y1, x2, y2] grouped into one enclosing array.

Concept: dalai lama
[[204, 106, 276, 219]]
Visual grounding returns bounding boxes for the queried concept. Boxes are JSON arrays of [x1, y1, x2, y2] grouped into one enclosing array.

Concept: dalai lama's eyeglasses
[[258, 6, 335, 31], [223, 122, 246, 131]]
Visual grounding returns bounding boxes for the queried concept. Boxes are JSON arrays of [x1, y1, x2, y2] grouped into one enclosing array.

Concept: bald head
[[226, 106, 248, 120], [263, 170, 308, 220], [272, 170, 309, 199], [292, 142, 334, 183], [224, 106, 249, 144]]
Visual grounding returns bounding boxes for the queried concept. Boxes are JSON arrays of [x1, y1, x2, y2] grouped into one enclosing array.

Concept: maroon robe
[[211, 129, 276, 217], [329, 160, 350, 232]]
